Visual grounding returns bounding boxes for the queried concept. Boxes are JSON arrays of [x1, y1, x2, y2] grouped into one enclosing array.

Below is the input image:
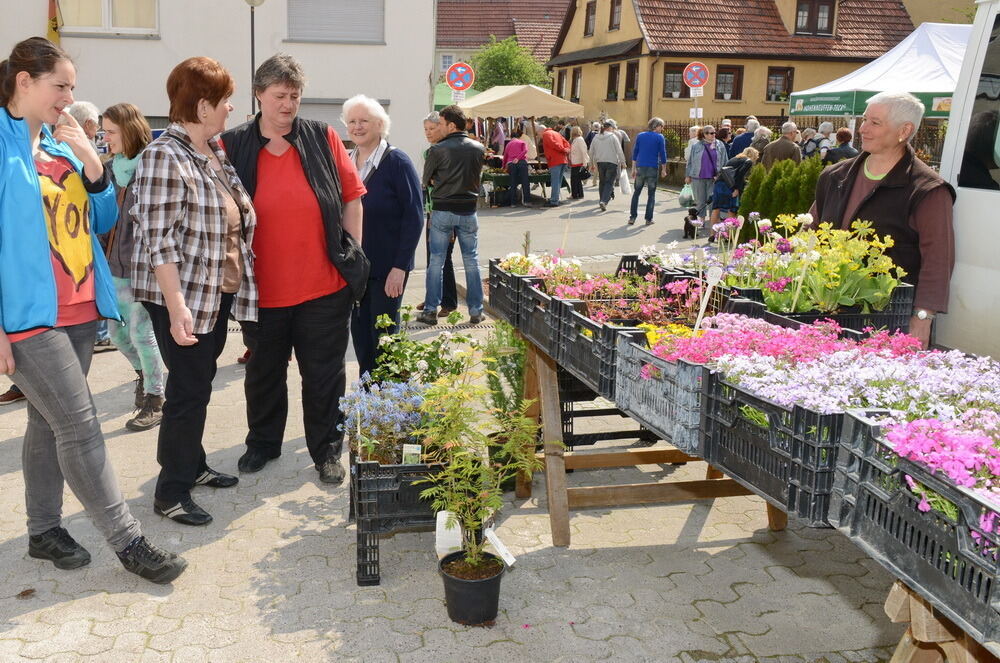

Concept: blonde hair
[[570, 126, 583, 139], [737, 147, 760, 162]]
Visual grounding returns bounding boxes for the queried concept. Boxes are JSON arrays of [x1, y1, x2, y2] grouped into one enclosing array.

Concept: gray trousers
[[690, 177, 714, 219], [11, 321, 141, 551]]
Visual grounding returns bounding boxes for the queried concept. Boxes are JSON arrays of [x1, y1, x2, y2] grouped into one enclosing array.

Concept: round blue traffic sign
[[446, 62, 476, 91], [683, 62, 709, 88]]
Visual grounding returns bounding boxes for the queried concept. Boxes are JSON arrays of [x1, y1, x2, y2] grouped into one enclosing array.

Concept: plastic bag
[[678, 183, 695, 208], [619, 169, 632, 195]]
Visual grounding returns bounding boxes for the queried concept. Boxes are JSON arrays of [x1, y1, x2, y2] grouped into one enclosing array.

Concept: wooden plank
[[516, 339, 539, 499], [532, 448, 701, 469], [705, 464, 725, 480], [884, 581, 912, 623], [766, 503, 788, 532], [889, 629, 945, 663], [535, 346, 571, 547], [566, 478, 752, 508], [909, 591, 965, 644]]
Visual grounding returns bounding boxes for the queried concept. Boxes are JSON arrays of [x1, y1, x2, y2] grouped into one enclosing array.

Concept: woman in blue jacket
[[343, 95, 424, 379], [0, 37, 186, 583]]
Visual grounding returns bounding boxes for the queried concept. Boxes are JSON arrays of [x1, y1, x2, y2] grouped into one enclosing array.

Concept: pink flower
[[917, 497, 931, 512]]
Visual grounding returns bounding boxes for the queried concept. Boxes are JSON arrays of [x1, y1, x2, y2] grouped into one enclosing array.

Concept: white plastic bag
[[618, 169, 632, 195]]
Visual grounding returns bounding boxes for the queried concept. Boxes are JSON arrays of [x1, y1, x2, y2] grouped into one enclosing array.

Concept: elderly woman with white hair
[[343, 94, 423, 378], [221, 53, 368, 485], [812, 91, 955, 348]]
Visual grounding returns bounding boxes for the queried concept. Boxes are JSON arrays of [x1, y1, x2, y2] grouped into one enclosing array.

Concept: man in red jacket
[[542, 123, 571, 206]]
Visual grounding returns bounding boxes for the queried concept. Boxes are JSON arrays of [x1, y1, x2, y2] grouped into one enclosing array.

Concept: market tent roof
[[434, 82, 481, 110], [456, 84, 584, 117], [789, 22, 971, 118]]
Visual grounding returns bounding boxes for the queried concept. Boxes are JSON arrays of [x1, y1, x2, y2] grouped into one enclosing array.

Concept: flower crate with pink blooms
[[829, 410, 1000, 655]]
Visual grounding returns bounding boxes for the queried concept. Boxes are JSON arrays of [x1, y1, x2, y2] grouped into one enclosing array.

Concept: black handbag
[[718, 165, 737, 188]]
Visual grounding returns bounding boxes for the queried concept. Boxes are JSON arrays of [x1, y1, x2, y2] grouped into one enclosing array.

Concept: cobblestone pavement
[[0, 188, 903, 662]]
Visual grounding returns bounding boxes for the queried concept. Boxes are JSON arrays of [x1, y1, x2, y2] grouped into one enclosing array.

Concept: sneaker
[[194, 467, 238, 488], [94, 338, 116, 353], [237, 447, 280, 473], [126, 394, 164, 432], [133, 371, 144, 409], [154, 497, 213, 526], [599, 202, 607, 211], [117, 536, 188, 584], [236, 349, 251, 364], [317, 459, 346, 485], [469, 313, 484, 324], [645, 219, 654, 226], [627, 217, 636, 225], [416, 310, 438, 326], [438, 307, 456, 318], [0, 385, 25, 405], [28, 526, 91, 570]]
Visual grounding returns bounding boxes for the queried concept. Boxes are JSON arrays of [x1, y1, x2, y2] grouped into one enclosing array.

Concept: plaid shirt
[[130, 124, 258, 333]]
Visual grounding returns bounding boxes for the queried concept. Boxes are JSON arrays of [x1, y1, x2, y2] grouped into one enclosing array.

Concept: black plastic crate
[[829, 410, 1000, 655], [351, 458, 439, 586], [702, 372, 843, 526], [488, 258, 521, 326], [726, 286, 764, 304], [517, 278, 561, 358], [614, 331, 708, 456], [557, 300, 641, 400], [767, 282, 914, 335]]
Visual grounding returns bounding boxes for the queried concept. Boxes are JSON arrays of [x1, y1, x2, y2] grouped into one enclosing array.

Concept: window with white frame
[[59, 0, 157, 36], [441, 54, 454, 72], [288, 0, 385, 44]]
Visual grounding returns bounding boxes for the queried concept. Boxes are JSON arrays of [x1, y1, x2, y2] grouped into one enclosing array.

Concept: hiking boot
[[416, 310, 438, 326], [117, 536, 188, 584], [28, 526, 91, 570], [0, 385, 25, 405], [133, 371, 144, 409], [94, 338, 116, 353], [126, 394, 164, 432], [469, 313, 484, 324], [317, 459, 346, 485]]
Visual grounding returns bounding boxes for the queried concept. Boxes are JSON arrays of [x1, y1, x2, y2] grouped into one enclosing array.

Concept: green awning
[[435, 82, 481, 110]]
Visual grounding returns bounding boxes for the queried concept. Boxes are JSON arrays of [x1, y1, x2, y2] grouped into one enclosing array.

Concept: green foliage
[[737, 163, 766, 219], [470, 35, 551, 90], [369, 308, 475, 383], [662, 128, 683, 160], [482, 320, 527, 418], [737, 156, 825, 243]]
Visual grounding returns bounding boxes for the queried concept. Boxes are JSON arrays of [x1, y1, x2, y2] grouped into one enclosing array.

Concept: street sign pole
[[683, 61, 709, 123]]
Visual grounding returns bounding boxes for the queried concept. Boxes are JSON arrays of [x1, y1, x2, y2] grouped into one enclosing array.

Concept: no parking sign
[[445, 62, 475, 91]]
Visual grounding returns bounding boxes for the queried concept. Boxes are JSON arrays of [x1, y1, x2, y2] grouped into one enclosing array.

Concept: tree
[[470, 36, 551, 91]]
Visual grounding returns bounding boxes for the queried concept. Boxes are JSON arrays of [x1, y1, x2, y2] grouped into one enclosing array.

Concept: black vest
[[221, 115, 370, 302]]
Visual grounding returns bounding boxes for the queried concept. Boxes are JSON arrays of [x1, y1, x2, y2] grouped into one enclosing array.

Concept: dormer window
[[796, 0, 834, 35]]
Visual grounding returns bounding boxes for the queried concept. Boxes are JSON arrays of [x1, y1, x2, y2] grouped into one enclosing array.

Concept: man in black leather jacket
[[417, 105, 486, 325]]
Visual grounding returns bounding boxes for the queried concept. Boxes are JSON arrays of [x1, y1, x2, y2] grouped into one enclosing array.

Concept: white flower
[[416, 360, 429, 371], [796, 213, 814, 226], [378, 336, 392, 346]]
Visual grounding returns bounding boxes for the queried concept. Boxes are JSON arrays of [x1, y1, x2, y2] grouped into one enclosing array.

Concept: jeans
[[424, 215, 457, 309], [95, 319, 109, 342], [424, 210, 483, 315], [691, 177, 714, 219], [144, 294, 233, 503], [548, 163, 567, 203], [630, 166, 659, 221], [351, 275, 407, 379], [242, 288, 353, 467], [570, 165, 586, 199], [507, 160, 529, 206], [12, 321, 142, 551], [597, 162, 618, 204], [110, 277, 166, 397]]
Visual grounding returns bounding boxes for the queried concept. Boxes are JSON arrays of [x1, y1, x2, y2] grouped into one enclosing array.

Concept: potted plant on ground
[[417, 353, 543, 626]]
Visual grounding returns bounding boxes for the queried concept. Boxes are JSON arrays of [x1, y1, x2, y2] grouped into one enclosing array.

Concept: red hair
[[166, 56, 234, 123]]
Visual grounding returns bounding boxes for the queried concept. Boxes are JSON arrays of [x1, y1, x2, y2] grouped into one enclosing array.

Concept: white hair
[[754, 126, 772, 138], [341, 94, 391, 138], [818, 121, 834, 135], [745, 118, 760, 133], [865, 91, 924, 139], [802, 127, 817, 138], [781, 121, 798, 136], [591, 121, 600, 130], [66, 101, 99, 125], [423, 111, 441, 124]]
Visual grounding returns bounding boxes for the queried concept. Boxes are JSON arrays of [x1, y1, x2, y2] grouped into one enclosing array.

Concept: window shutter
[[288, 0, 385, 43]]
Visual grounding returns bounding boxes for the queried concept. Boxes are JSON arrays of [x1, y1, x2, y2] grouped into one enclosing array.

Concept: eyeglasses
[[704, 131, 716, 135]]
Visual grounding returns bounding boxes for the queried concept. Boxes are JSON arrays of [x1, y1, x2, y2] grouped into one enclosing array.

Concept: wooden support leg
[[516, 340, 540, 499], [534, 347, 571, 547], [766, 503, 788, 531], [705, 464, 724, 480]]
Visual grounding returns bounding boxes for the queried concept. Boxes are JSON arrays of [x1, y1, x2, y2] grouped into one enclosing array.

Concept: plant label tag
[[484, 526, 517, 568], [435, 511, 463, 558], [402, 444, 422, 465]]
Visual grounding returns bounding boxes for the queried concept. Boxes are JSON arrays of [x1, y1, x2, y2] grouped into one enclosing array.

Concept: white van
[[938, 0, 1000, 357]]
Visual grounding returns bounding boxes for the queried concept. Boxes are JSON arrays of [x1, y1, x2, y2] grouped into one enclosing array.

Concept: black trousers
[[242, 288, 353, 466], [507, 160, 530, 205], [425, 214, 457, 309], [144, 293, 233, 503], [351, 274, 407, 379], [570, 165, 586, 199]]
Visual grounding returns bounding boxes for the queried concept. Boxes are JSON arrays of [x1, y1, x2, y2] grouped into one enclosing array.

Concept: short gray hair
[[802, 127, 817, 139], [423, 111, 441, 124], [647, 116, 664, 131], [341, 94, 391, 138], [745, 118, 760, 133], [607, 118, 618, 128], [754, 126, 772, 138], [66, 101, 99, 125], [253, 53, 306, 94], [781, 121, 798, 136], [865, 91, 924, 139], [818, 121, 834, 135]]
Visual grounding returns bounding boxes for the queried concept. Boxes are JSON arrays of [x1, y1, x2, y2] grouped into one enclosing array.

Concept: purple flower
[[775, 237, 793, 254]]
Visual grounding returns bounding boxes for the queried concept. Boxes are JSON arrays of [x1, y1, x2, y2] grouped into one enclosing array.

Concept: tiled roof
[[437, 0, 572, 52], [633, 0, 915, 59]]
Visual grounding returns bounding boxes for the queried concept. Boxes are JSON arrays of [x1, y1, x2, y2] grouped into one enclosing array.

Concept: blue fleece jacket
[[0, 109, 120, 335], [631, 131, 668, 168]]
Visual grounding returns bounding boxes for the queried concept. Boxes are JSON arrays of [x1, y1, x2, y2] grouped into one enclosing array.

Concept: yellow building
[[547, 0, 972, 130]]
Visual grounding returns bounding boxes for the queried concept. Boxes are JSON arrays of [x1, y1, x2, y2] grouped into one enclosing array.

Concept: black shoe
[[237, 448, 279, 473], [645, 219, 654, 226], [28, 526, 91, 570], [317, 459, 346, 485], [195, 467, 239, 488], [415, 310, 438, 326], [469, 313, 484, 324], [117, 536, 188, 584], [154, 497, 213, 526]]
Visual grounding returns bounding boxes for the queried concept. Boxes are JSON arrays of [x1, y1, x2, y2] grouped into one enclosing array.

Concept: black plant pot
[[438, 550, 506, 626]]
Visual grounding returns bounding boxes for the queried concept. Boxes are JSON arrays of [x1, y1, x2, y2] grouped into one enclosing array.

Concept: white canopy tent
[[456, 84, 584, 118], [789, 22, 971, 118]]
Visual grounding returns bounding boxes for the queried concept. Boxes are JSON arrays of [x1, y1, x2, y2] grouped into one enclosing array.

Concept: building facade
[[1, 0, 435, 163]]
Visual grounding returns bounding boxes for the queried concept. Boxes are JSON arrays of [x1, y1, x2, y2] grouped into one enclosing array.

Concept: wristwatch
[[914, 309, 935, 320]]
